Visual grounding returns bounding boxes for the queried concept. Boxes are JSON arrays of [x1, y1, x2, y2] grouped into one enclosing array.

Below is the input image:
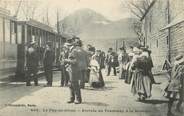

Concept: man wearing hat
[[165, 54, 184, 116], [105, 48, 118, 76], [43, 41, 55, 87], [64, 39, 82, 104], [26, 41, 39, 86], [73, 38, 89, 89]]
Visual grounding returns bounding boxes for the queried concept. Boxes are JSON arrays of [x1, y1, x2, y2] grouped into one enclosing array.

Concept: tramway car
[[0, 7, 65, 81], [15, 19, 65, 80]]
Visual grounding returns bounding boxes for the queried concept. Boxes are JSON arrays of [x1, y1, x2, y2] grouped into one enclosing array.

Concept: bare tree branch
[[130, 1, 145, 15], [130, 9, 142, 18]]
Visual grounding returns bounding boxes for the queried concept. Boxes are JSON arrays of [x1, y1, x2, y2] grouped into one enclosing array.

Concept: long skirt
[[125, 62, 133, 84], [131, 71, 152, 98], [89, 69, 105, 88], [119, 64, 127, 79]]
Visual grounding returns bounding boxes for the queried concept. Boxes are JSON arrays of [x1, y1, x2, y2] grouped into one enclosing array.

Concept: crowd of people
[[25, 37, 106, 104], [116, 45, 184, 116], [25, 38, 183, 114], [106, 45, 155, 101]]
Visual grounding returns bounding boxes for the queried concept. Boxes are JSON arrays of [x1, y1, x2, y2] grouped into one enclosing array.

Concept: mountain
[[60, 8, 111, 34], [59, 8, 138, 51]]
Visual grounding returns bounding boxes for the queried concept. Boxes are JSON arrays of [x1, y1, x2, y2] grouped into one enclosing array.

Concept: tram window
[[17, 25, 22, 44], [39, 37, 42, 46], [5, 19, 10, 43], [32, 35, 35, 42], [0, 17, 3, 59], [0, 17, 3, 42], [10, 22, 16, 44]]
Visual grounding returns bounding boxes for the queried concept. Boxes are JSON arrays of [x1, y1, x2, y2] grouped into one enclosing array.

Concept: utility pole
[[167, 0, 171, 63], [56, 9, 60, 34]]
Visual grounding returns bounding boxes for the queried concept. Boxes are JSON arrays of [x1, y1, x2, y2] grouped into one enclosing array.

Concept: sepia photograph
[[0, 0, 184, 116]]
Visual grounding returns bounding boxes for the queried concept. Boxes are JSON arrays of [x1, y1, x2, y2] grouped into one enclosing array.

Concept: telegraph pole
[[167, 0, 171, 63]]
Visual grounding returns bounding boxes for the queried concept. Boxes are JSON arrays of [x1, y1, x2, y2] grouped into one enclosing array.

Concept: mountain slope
[[59, 8, 138, 51]]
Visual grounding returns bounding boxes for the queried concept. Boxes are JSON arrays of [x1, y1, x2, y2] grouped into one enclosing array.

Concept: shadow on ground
[[84, 86, 116, 91], [141, 99, 168, 104], [82, 101, 109, 106]]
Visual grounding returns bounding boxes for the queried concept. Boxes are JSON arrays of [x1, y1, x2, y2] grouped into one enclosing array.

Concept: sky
[[39, 0, 132, 21], [1, 0, 133, 25]]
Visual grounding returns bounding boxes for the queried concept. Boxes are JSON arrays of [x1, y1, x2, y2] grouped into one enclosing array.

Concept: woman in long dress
[[164, 54, 184, 116], [125, 52, 134, 84], [118, 47, 129, 79], [89, 50, 105, 88], [131, 47, 152, 101]]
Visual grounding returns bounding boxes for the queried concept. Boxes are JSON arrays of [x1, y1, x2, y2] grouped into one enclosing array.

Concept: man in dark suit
[[26, 41, 39, 86], [73, 37, 89, 89], [105, 48, 118, 76], [64, 39, 82, 104], [43, 42, 55, 87]]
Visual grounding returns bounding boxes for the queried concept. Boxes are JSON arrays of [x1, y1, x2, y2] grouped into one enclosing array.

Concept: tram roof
[[0, 7, 15, 20], [17, 19, 56, 34]]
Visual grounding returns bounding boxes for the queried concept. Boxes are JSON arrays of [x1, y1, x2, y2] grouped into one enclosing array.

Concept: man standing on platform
[[105, 48, 118, 76], [43, 42, 55, 87], [26, 41, 39, 86], [73, 37, 89, 89], [64, 39, 82, 104]]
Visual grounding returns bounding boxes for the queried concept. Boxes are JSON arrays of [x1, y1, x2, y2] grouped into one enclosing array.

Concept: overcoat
[[66, 46, 82, 82]]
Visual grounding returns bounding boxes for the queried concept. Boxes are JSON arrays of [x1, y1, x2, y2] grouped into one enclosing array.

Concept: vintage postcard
[[0, 0, 184, 116]]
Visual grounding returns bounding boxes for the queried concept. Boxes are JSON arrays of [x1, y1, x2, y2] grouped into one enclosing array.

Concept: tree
[[55, 8, 68, 34], [20, 0, 39, 20], [0, 0, 40, 20], [122, 0, 157, 45], [123, 0, 155, 20]]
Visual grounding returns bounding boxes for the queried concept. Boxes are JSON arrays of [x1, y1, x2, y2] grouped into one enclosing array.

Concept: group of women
[[118, 45, 184, 116], [130, 46, 153, 101]]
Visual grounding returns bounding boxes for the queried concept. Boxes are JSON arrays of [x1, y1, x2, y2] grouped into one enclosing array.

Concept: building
[[141, 0, 184, 71]]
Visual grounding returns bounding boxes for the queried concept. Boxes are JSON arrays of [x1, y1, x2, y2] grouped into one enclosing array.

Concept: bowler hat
[[119, 46, 125, 50], [108, 48, 113, 52], [67, 38, 73, 44], [72, 36, 80, 40], [174, 54, 184, 65]]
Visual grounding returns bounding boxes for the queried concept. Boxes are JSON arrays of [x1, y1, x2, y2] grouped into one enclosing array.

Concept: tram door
[[16, 24, 26, 80]]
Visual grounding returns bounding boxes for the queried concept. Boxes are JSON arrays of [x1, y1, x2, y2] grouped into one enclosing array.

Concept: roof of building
[[161, 12, 184, 30]]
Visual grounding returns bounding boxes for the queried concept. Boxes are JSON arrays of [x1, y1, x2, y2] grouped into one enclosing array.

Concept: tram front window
[[17, 25, 22, 44], [5, 19, 10, 43], [0, 17, 3, 59]]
